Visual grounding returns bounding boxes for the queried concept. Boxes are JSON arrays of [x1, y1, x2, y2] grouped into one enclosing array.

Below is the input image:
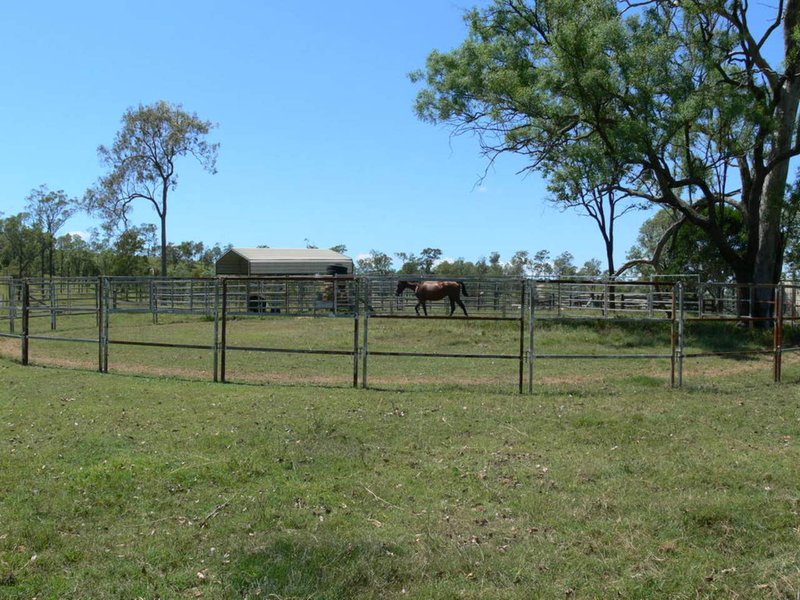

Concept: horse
[[395, 280, 469, 317]]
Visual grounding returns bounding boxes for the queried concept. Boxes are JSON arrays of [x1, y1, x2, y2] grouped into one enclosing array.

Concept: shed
[[215, 248, 353, 276]]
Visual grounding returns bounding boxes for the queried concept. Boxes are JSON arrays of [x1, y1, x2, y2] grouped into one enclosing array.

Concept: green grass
[[0, 351, 798, 598]]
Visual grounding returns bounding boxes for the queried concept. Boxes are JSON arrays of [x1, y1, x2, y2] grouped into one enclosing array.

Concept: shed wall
[[216, 253, 250, 275]]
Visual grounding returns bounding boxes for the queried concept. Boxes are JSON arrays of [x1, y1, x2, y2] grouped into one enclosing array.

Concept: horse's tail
[[458, 281, 469, 296]]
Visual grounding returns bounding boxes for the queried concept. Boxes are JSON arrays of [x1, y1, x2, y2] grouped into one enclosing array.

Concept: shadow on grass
[[539, 318, 784, 358], [229, 536, 409, 599], [684, 320, 784, 357]]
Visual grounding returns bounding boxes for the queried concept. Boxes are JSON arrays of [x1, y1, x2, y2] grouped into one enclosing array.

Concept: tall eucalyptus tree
[[86, 101, 218, 276]]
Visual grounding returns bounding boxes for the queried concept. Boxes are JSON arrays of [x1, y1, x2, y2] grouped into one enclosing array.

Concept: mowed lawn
[[0, 351, 798, 599]]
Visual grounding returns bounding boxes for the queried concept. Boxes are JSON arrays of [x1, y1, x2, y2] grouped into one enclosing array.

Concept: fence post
[[697, 283, 704, 319], [518, 280, 526, 394], [670, 285, 677, 387], [213, 278, 220, 383], [97, 277, 103, 372], [774, 285, 783, 383], [103, 277, 110, 373], [677, 282, 685, 387], [151, 279, 158, 324], [220, 278, 228, 383], [362, 279, 370, 389], [50, 279, 57, 331], [353, 279, 359, 388], [557, 281, 562, 318], [528, 278, 535, 394], [9, 280, 16, 334], [96, 277, 109, 373], [21, 280, 29, 366]]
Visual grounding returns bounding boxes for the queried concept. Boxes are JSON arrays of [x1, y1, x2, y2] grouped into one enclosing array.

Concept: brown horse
[[395, 280, 469, 317]]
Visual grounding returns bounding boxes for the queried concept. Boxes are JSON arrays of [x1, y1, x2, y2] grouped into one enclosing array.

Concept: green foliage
[[25, 186, 77, 277], [355, 248, 597, 278], [0, 212, 227, 278], [627, 208, 744, 280], [0, 214, 38, 278], [356, 250, 394, 275], [413, 0, 800, 289]]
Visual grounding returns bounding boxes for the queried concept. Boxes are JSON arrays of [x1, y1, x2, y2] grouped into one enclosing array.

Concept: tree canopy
[[625, 208, 743, 281], [413, 0, 800, 316], [25, 185, 76, 277]]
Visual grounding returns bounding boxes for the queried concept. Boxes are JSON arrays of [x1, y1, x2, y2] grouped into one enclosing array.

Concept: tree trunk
[[160, 217, 167, 277], [160, 187, 168, 277], [748, 0, 800, 321], [48, 239, 55, 278], [605, 241, 615, 279], [751, 166, 789, 321]]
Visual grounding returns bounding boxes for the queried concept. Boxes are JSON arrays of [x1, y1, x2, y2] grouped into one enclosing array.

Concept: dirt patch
[[0, 337, 19, 357]]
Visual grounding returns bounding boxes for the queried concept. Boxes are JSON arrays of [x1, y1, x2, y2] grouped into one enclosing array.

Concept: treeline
[[1, 205, 606, 280], [4, 191, 797, 281], [0, 212, 229, 279], [355, 248, 603, 278]]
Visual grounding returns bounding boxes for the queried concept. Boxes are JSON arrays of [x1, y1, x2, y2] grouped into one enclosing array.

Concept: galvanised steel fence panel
[[530, 279, 674, 319], [0, 275, 794, 389], [366, 275, 525, 318], [362, 276, 528, 391], [221, 276, 357, 318], [0, 277, 16, 333], [218, 276, 360, 387]]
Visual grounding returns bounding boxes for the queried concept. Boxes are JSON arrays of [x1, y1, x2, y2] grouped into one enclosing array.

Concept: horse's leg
[[449, 297, 456, 317], [456, 298, 468, 317], [421, 301, 428, 316], [414, 301, 421, 316]]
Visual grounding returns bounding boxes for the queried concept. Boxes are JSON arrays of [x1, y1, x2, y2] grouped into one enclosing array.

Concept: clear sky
[[2, 0, 661, 270]]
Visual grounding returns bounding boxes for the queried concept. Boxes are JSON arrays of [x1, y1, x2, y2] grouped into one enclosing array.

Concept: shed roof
[[215, 247, 353, 276], [229, 248, 350, 263]]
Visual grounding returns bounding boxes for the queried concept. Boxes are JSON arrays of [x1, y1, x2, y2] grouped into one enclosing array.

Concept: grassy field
[[0, 317, 798, 598]]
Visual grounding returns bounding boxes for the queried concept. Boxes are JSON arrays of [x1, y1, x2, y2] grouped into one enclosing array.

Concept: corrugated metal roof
[[215, 248, 354, 276], [230, 248, 351, 263]]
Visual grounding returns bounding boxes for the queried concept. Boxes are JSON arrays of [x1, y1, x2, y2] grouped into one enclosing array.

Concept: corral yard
[[0, 325, 798, 598], [3, 276, 799, 391]]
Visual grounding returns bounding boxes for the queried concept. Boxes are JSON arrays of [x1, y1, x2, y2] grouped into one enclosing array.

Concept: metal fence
[[0, 276, 796, 391]]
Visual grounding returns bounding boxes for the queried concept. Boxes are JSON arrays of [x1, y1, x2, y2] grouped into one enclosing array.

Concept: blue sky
[[3, 1, 662, 270]]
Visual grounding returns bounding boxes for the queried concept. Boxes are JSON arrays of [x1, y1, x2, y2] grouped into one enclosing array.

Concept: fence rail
[[0, 276, 795, 391]]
